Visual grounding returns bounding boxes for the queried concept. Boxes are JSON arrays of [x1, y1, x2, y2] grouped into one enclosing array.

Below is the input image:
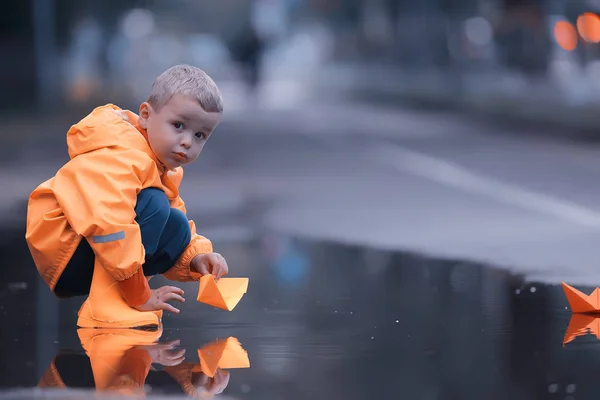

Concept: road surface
[[5, 99, 600, 286]]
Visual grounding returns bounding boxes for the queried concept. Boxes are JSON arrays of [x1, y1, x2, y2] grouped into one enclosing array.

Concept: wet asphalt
[[1, 100, 600, 399]]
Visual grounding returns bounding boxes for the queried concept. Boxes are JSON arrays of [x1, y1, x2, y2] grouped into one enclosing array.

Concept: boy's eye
[[195, 132, 206, 139], [173, 122, 184, 130]]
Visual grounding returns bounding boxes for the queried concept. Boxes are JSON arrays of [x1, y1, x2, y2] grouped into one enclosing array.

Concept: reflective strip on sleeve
[[92, 231, 125, 243]]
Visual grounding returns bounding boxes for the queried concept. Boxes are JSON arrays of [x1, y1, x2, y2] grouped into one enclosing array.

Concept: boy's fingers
[[161, 293, 185, 303], [163, 349, 186, 364], [197, 264, 210, 275], [161, 302, 180, 314], [174, 356, 186, 365], [219, 258, 228, 274], [158, 340, 180, 349], [169, 354, 186, 365], [163, 286, 184, 295], [216, 265, 229, 279], [164, 355, 185, 366], [169, 348, 186, 358]]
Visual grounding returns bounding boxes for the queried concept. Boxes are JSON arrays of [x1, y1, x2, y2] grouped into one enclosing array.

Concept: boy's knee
[[136, 188, 170, 224], [168, 208, 191, 241]]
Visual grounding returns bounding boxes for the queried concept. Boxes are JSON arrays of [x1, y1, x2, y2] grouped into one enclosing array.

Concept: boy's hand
[[194, 368, 230, 396], [134, 286, 185, 314], [191, 252, 229, 281], [143, 340, 186, 367]]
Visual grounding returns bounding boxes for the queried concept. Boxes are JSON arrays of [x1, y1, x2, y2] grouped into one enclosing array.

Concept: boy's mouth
[[173, 152, 188, 161]]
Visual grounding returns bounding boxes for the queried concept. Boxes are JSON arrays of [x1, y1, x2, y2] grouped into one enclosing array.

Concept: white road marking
[[370, 143, 600, 228]]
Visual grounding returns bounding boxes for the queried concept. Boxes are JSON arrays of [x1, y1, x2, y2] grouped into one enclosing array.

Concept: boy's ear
[[138, 102, 152, 129]]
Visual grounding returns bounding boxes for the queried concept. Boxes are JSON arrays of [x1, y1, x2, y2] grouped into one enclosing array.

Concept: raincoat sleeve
[[53, 147, 158, 297], [161, 169, 213, 282]]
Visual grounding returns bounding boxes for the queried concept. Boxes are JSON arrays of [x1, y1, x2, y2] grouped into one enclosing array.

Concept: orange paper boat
[[562, 282, 600, 313], [192, 337, 250, 378], [196, 275, 249, 311], [563, 314, 600, 345]]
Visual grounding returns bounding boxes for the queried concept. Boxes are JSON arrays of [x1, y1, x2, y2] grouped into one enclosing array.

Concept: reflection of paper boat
[[563, 314, 600, 345], [562, 282, 600, 313], [196, 275, 249, 311], [192, 337, 250, 378]]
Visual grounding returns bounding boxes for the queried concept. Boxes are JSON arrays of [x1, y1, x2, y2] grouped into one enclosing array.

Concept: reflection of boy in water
[[38, 339, 230, 398]]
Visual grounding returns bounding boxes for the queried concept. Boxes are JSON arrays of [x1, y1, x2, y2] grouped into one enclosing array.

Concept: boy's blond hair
[[148, 64, 223, 113]]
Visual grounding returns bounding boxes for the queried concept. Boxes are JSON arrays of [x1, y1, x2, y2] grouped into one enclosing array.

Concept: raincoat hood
[[66, 104, 161, 168]]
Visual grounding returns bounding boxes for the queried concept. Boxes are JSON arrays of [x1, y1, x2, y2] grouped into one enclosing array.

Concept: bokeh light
[[577, 12, 600, 43], [554, 20, 578, 51]]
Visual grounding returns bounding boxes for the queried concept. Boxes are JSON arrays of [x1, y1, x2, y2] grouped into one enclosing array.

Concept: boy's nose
[[180, 137, 192, 148]]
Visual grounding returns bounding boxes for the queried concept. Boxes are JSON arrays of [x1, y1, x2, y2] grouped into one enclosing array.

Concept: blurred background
[[4, 0, 600, 399], [7, 0, 600, 117]]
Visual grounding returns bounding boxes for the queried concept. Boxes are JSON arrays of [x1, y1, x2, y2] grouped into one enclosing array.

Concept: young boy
[[25, 64, 229, 329]]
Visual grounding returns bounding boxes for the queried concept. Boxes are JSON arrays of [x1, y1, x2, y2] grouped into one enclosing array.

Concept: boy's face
[[138, 94, 221, 170]]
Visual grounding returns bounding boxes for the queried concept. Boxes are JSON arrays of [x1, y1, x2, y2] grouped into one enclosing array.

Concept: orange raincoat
[[25, 104, 212, 297]]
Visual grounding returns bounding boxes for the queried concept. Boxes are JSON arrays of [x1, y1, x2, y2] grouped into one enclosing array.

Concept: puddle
[[0, 228, 595, 399]]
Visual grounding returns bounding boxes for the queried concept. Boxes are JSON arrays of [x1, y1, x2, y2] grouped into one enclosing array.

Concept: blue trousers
[[54, 188, 192, 297]]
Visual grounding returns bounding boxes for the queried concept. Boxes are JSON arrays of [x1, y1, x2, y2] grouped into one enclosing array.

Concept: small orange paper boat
[[562, 282, 600, 313], [196, 275, 249, 311], [192, 337, 250, 378], [563, 314, 600, 345]]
